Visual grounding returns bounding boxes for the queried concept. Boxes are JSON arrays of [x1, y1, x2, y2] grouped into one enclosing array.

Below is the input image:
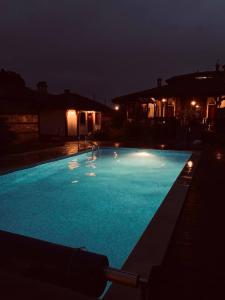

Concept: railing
[[84, 136, 100, 158], [104, 266, 149, 299]]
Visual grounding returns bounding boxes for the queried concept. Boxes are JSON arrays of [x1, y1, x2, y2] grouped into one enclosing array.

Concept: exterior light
[[216, 152, 222, 160], [115, 105, 120, 111], [191, 101, 196, 106], [67, 109, 76, 116], [187, 160, 193, 168], [196, 105, 200, 108], [162, 98, 167, 103]]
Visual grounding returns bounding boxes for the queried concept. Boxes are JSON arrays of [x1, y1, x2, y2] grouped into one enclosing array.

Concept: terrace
[[0, 140, 224, 299]]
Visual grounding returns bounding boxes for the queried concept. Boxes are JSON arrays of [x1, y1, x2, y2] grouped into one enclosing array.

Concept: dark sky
[[1, 0, 225, 103]]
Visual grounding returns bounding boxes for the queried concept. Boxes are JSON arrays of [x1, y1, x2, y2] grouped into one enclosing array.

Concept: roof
[[39, 91, 112, 113], [0, 69, 112, 114], [166, 70, 225, 84], [0, 88, 112, 114], [113, 70, 225, 103]]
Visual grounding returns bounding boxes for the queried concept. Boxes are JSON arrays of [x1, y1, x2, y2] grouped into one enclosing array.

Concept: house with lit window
[[39, 88, 111, 138], [0, 70, 111, 144], [112, 66, 225, 126]]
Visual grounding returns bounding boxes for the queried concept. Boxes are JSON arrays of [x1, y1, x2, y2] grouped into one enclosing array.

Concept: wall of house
[[39, 110, 102, 138], [66, 109, 77, 136], [39, 110, 66, 136], [0, 114, 38, 143]]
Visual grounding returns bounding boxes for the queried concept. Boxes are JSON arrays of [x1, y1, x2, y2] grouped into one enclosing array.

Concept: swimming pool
[[0, 147, 191, 270]]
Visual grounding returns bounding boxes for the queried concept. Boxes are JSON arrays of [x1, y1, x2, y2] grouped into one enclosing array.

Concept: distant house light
[[191, 101, 196, 106], [196, 105, 200, 109], [115, 105, 120, 111], [187, 160, 193, 168], [195, 76, 213, 80], [162, 98, 167, 103]]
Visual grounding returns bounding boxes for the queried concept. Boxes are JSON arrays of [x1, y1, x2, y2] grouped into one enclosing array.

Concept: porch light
[[196, 105, 200, 108], [216, 152, 222, 160], [187, 160, 193, 168], [67, 109, 76, 116], [162, 98, 167, 103], [115, 105, 120, 111], [191, 101, 196, 106]]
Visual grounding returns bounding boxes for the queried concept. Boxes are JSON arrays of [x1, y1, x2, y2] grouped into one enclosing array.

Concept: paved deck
[[150, 145, 225, 299], [0, 142, 225, 299], [0, 141, 92, 173]]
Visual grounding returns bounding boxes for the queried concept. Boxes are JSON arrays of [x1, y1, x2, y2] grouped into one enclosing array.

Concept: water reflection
[[85, 172, 96, 177], [87, 155, 97, 161], [68, 160, 80, 170], [113, 151, 118, 159], [86, 162, 96, 169]]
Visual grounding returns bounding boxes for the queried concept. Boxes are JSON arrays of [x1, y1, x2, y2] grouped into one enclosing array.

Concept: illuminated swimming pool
[[0, 148, 191, 269]]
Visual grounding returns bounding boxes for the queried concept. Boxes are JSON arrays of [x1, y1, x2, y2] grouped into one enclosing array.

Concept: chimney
[[64, 89, 70, 94], [37, 81, 48, 94], [215, 59, 220, 72], [157, 78, 162, 87]]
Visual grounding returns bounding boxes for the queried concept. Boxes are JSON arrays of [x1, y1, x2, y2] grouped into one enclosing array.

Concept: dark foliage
[[0, 69, 25, 89]]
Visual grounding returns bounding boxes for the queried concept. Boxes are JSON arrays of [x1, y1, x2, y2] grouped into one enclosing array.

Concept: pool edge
[[104, 151, 201, 300]]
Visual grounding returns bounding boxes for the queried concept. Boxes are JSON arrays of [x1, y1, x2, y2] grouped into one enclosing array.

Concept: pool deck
[[0, 142, 225, 299], [150, 144, 225, 299]]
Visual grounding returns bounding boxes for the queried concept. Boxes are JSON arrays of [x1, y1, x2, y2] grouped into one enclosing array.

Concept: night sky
[[1, 1, 225, 103]]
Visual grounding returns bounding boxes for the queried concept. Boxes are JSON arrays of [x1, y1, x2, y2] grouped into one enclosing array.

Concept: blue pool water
[[0, 148, 191, 268]]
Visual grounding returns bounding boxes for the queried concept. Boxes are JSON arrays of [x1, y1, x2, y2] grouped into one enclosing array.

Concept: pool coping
[[104, 150, 201, 300]]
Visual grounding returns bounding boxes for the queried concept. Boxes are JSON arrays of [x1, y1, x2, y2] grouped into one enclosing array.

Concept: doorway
[[208, 104, 216, 121], [87, 113, 94, 132]]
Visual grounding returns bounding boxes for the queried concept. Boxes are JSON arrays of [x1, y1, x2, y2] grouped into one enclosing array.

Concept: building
[[38, 87, 111, 138], [0, 70, 112, 143], [112, 66, 225, 126], [0, 70, 39, 143]]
